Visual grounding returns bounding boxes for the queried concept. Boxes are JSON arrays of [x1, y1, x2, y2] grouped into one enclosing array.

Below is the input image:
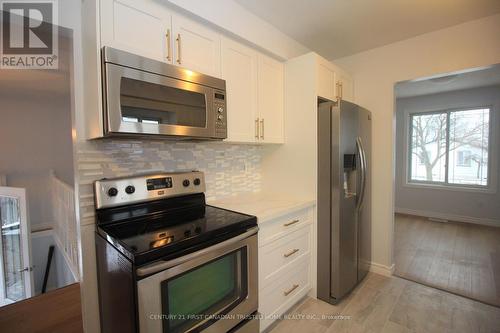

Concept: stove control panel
[[94, 171, 206, 209]]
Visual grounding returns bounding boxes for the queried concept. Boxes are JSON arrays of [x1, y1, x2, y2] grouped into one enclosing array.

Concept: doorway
[[393, 64, 500, 306]]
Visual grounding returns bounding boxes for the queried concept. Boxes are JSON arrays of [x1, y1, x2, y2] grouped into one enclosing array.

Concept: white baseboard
[[395, 207, 500, 227], [369, 262, 395, 277]]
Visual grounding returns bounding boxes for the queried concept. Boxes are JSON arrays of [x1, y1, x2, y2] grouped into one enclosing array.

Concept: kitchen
[[0, 1, 499, 333]]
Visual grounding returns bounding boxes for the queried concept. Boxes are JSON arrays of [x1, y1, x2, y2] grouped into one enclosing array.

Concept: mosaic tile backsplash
[[76, 139, 261, 225]]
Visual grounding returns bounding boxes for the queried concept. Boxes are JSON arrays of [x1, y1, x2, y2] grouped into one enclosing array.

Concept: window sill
[[404, 182, 496, 194]]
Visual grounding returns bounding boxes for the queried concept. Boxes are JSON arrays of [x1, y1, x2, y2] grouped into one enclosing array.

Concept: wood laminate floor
[[269, 273, 500, 333], [394, 213, 500, 307]]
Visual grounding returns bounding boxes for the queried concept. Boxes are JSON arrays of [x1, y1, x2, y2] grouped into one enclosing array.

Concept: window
[[456, 150, 471, 167], [409, 108, 490, 187]]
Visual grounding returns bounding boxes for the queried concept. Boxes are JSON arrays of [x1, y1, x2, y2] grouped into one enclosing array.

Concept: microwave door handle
[[136, 227, 258, 277]]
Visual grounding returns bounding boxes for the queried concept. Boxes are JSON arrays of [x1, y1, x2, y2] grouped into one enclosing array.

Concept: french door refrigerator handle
[[356, 137, 367, 210]]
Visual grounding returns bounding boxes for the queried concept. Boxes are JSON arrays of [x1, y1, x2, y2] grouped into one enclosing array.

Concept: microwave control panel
[[214, 91, 227, 138]]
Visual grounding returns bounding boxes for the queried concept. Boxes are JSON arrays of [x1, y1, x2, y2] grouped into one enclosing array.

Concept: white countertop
[[208, 192, 315, 223]]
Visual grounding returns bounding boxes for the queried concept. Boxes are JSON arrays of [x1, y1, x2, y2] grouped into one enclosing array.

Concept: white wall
[[395, 85, 500, 225], [0, 89, 74, 229], [165, 0, 309, 60], [335, 13, 500, 268]]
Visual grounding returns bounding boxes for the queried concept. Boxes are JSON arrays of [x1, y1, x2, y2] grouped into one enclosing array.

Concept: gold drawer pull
[[283, 219, 299, 227], [283, 284, 299, 296], [284, 248, 299, 258]]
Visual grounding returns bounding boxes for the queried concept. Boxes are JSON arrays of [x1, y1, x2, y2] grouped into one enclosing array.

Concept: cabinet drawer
[[259, 208, 312, 245], [259, 226, 310, 286], [259, 256, 310, 331]]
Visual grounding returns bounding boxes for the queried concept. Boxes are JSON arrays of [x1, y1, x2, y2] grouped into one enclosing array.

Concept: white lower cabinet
[[258, 207, 314, 332]]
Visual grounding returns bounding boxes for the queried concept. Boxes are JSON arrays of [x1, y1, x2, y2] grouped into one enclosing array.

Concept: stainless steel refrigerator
[[317, 99, 372, 304]]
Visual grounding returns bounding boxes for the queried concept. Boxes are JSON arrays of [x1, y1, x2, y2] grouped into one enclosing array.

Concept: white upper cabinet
[[95, 0, 284, 143], [257, 54, 284, 144], [100, 0, 172, 63], [336, 67, 354, 102], [316, 57, 336, 101], [100, 0, 221, 77], [316, 55, 354, 103], [221, 37, 258, 143], [221, 37, 284, 144], [172, 15, 221, 77]]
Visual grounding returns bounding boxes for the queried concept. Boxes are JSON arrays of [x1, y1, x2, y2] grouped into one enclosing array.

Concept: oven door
[[136, 228, 258, 333], [104, 63, 216, 138]]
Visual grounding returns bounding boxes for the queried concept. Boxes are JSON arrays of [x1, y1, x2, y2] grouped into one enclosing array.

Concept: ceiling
[[234, 0, 500, 59], [395, 64, 500, 98]]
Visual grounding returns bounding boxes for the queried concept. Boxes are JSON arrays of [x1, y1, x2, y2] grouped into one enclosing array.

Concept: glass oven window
[[120, 77, 207, 128], [161, 249, 248, 333]]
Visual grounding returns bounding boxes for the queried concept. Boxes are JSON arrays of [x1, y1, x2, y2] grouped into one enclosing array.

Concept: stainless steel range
[[94, 171, 258, 333]]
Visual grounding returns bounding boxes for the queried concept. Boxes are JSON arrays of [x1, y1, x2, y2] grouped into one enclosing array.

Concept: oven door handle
[[136, 227, 258, 277]]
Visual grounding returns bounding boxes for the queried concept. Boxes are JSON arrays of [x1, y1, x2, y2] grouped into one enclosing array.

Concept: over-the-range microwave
[[101, 46, 227, 140]]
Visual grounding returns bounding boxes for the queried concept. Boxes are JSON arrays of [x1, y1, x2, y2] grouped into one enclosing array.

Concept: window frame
[[406, 105, 493, 191]]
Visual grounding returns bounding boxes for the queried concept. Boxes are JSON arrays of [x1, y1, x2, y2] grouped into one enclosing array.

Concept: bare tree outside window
[[409, 108, 489, 186]]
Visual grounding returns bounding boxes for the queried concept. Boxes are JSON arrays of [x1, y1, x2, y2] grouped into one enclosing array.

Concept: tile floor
[[269, 273, 500, 333]]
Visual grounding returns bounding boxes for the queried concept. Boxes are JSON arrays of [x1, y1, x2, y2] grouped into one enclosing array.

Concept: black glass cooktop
[[96, 194, 257, 265]]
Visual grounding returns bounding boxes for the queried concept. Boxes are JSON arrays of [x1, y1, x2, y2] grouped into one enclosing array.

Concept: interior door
[[0, 187, 33, 306]]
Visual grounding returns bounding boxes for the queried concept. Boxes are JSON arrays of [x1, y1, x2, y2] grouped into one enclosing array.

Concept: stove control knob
[[125, 185, 135, 194], [193, 178, 201, 186], [195, 226, 202, 234], [182, 179, 190, 187], [107, 187, 118, 197], [184, 230, 191, 237]]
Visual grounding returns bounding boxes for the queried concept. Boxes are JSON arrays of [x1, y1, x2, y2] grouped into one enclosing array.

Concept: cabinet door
[[337, 70, 354, 102], [172, 15, 221, 77], [316, 58, 336, 101], [221, 38, 258, 143], [258, 54, 284, 144], [100, 0, 172, 63]]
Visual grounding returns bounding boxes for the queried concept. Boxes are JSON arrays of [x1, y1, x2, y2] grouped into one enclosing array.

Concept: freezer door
[[317, 101, 339, 302]]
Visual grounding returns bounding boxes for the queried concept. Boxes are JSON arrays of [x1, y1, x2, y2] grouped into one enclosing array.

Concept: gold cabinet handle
[[260, 118, 264, 139], [176, 33, 181, 64], [284, 284, 299, 296], [255, 118, 259, 139], [166, 29, 171, 62], [283, 219, 299, 227], [284, 248, 299, 258]]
